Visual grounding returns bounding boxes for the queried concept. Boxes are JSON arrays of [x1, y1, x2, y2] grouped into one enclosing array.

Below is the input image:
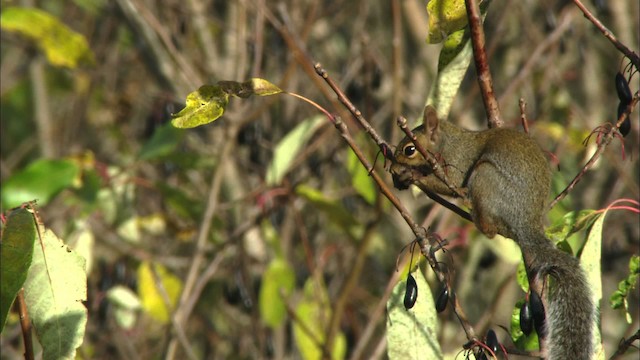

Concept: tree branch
[[465, 0, 502, 128]]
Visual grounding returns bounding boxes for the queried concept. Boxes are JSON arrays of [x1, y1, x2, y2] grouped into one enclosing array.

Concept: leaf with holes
[[171, 85, 229, 128], [172, 79, 283, 129]]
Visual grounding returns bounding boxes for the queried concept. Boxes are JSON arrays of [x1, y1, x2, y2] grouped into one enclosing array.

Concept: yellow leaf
[[171, 85, 229, 128], [426, 0, 468, 44], [137, 261, 183, 323], [247, 78, 282, 96], [1, 7, 95, 68]]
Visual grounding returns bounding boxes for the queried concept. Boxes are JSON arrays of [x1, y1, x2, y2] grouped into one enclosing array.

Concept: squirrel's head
[[390, 106, 441, 190]]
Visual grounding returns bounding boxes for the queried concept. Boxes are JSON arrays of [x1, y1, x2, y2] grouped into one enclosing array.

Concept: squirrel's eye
[[403, 144, 416, 157]]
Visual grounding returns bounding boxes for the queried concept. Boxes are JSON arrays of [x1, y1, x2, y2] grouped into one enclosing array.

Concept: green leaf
[[1, 158, 80, 209], [23, 226, 87, 360], [138, 122, 185, 160], [137, 261, 183, 324], [295, 184, 361, 236], [72, 168, 101, 207], [171, 85, 229, 128], [266, 115, 325, 185], [0, 207, 36, 332], [259, 258, 295, 328], [426, 0, 468, 44], [516, 260, 529, 293], [346, 148, 377, 205], [387, 269, 442, 360], [262, 220, 284, 257], [546, 210, 599, 244], [293, 278, 346, 360], [155, 183, 204, 221], [610, 254, 639, 322], [0, 7, 95, 68], [425, 28, 472, 121]]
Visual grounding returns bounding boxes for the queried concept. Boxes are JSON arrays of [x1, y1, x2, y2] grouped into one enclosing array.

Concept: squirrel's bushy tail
[[519, 230, 595, 360]]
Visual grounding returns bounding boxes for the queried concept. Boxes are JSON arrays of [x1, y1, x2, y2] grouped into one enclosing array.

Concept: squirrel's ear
[[423, 105, 440, 142]]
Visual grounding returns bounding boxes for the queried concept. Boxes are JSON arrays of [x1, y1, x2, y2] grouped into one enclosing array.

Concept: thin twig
[[450, 290, 477, 340], [281, 290, 332, 360], [165, 125, 238, 360], [254, 2, 353, 128], [314, 64, 394, 155], [187, 0, 218, 76], [131, 0, 201, 87], [348, 256, 406, 360], [16, 289, 34, 360], [182, 247, 229, 319], [29, 58, 55, 157], [391, 0, 403, 122], [609, 329, 640, 360], [498, 9, 575, 108], [550, 92, 639, 208], [149, 264, 198, 360], [324, 220, 380, 353], [313, 66, 469, 226], [419, 234, 476, 341], [331, 116, 425, 238], [250, 0, 266, 77], [114, 0, 194, 97], [571, 0, 640, 69]]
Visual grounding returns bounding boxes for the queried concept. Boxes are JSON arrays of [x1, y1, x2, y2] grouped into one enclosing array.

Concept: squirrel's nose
[[390, 165, 411, 190]]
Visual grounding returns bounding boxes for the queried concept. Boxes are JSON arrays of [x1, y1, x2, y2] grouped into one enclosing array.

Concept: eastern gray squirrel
[[390, 106, 596, 359]]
